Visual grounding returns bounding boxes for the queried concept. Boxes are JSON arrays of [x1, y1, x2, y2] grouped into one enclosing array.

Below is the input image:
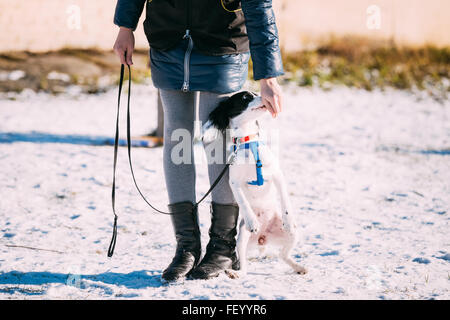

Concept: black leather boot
[[189, 202, 239, 280], [161, 202, 201, 282]]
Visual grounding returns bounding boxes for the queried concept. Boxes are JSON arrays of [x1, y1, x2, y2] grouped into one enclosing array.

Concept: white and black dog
[[201, 91, 307, 277]]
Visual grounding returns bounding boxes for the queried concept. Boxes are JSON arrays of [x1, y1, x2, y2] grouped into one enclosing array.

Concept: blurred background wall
[[1, 0, 449, 53]]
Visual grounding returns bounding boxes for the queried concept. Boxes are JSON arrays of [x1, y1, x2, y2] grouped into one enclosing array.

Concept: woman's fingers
[[114, 46, 126, 65], [276, 91, 283, 113], [126, 47, 133, 65], [115, 47, 133, 66], [272, 95, 281, 116], [262, 97, 276, 118]]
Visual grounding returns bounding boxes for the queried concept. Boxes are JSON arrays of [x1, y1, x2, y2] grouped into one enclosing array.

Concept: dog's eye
[[243, 93, 253, 100]]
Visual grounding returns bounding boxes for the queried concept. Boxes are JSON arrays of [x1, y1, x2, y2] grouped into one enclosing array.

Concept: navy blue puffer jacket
[[114, 0, 284, 93]]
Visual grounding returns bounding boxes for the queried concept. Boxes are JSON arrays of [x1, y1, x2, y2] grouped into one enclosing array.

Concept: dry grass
[[281, 36, 450, 97]]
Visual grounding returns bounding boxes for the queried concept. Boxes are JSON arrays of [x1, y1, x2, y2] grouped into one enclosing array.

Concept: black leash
[[107, 62, 237, 257]]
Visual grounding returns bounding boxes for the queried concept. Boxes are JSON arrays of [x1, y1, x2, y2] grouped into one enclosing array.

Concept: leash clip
[[228, 150, 238, 165]]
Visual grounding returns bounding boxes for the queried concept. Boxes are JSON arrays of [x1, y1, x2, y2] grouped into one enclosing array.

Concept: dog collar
[[232, 133, 259, 145]]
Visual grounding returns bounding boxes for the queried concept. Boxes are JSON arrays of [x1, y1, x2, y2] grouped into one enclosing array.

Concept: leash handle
[[107, 61, 237, 257], [107, 62, 125, 258]]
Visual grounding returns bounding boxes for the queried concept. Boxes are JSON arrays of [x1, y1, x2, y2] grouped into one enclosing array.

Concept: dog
[[201, 91, 307, 277]]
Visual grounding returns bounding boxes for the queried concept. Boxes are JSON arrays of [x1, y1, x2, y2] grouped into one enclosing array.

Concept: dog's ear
[[201, 120, 221, 143], [209, 98, 233, 131], [201, 97, 235, 143]]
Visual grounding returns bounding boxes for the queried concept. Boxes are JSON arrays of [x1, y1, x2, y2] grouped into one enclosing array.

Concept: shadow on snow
[[0, 131, 150, 147], [0, 270, 165, 296]]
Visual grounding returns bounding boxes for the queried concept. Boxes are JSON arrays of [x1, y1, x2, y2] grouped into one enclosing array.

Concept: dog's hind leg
[[279, 235, 307, 275]]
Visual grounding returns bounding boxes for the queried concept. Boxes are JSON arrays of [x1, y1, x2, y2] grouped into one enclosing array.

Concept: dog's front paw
[[245, 218, 260, 234]]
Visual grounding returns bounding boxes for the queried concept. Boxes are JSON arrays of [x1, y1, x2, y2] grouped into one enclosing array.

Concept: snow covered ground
[[0, 84, 449, 299]]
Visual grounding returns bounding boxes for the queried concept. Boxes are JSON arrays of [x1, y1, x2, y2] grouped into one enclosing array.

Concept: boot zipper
[[182, 29, 194, 92]]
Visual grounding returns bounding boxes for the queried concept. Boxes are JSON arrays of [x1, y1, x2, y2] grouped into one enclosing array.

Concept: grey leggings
[[159, 89, 237, 205]]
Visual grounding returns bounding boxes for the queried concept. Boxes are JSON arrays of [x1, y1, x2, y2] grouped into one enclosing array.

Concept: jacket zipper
[[182, 29, 194, 92], [181, 0, 193, 92]]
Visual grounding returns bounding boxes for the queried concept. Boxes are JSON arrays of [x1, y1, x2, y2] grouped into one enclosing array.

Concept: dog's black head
[[208, 91, 258, 131], [201, 91, 266, 142]]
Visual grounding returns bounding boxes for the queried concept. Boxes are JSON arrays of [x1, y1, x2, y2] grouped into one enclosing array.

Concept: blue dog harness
[[232, 135, 266, 186]]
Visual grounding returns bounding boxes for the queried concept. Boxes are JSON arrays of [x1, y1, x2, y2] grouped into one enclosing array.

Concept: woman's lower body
[[159, 89, 240, 281], [160, 89, 236, 205]]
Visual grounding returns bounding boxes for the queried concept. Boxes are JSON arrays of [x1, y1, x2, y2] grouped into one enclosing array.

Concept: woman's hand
[[260, 77, 283, 118], [113, 27, 135, 65]]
